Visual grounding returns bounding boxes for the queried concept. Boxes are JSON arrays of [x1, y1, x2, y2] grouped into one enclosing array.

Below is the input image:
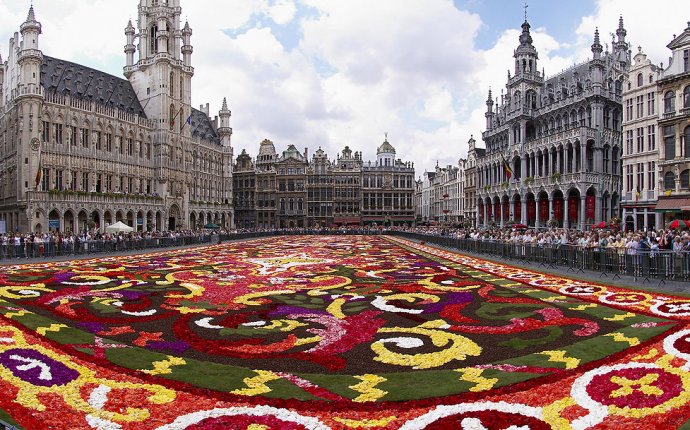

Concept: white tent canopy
[[105, 221, 134, 233]]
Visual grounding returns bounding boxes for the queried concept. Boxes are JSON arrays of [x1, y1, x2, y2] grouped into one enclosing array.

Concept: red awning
[[656, 198, 690, 211]]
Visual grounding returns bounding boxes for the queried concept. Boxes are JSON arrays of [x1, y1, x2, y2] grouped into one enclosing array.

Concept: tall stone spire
[[591, 27, 603, 59], [616, 15, 626, 42]]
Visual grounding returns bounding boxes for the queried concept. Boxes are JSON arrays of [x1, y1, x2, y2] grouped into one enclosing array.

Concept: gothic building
[[476, 17, 629, 229], [0, 1, 233, 234]]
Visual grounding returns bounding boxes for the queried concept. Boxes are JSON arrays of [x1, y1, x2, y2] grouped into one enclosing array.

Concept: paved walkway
[[423, 241, 690, 296]]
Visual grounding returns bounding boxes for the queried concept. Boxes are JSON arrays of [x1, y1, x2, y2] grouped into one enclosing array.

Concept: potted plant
[[524, 176, 534, 186], [551, 172, 561, 183]]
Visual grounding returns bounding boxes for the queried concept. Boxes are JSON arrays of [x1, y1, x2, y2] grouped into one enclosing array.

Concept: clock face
[[30, 137, 40, 151]]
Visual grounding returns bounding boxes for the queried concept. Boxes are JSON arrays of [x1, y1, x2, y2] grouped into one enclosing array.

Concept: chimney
[[304, 147, 308, 159]]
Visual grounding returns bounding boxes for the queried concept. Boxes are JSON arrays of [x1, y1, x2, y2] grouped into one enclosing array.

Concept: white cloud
[[268, 0, 297, 25], [2, 0, 686, 176]]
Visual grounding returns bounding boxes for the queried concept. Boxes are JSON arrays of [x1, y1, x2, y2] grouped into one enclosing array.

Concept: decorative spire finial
[[524, 1, 528, 22]]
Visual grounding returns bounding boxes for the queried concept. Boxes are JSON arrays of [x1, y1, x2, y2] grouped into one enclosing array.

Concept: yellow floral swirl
[[371, 320, 481, 369]]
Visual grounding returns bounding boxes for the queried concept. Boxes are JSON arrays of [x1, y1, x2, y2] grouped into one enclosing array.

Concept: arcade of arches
[[28, 204, 232, 234], [477, 186, 619, 229]]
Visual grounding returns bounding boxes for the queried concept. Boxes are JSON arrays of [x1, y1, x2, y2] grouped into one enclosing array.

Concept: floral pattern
[[0, 235, 689, 429]]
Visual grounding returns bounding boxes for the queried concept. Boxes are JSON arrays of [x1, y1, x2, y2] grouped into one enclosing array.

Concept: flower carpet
[[0, 235, 690, 428]]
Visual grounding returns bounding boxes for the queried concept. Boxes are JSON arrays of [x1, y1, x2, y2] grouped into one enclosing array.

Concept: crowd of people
[[393, 225, 690, 255], [1, 224, 689, 261], [0, 229, 221, 259]]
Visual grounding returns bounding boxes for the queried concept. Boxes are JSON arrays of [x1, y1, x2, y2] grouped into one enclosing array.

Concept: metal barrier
[[388, 232, 690, 284], [2, 230, 689, 284]]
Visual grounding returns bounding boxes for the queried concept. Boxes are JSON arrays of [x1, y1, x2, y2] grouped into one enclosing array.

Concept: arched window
[[637, 73, 643, 87], [665, 90, 676, 113], [665, 171, 676, 190], [684, 86, 690, 109], [169, 72, 174, 97], [514, 91, 521, 109], [603, 145, 610, 174], [682, 170, 690, 189], [685, 126, 690, 158], [612, 146, 619, 176], [149, 25, 158, 53]]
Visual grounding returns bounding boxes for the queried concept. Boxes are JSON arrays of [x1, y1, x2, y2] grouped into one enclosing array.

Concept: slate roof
[[41, 55, 221, 145], [189, 107, 220, 144], [41, 55, 146, 117]]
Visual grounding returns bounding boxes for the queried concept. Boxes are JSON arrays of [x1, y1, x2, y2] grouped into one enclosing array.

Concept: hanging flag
[[170, 106, 183, 130], [181, 113, 192, 130], [34, 137, 42, 189], [35, 160, 42, 188], [501, 154, 513, 180], [635, 186, 641, 201]]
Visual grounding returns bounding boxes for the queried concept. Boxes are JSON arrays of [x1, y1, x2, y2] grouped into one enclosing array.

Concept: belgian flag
[[501, 155, 513, 180]]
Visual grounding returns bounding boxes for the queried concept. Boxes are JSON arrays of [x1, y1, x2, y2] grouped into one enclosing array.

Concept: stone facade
[[361, 138, 416, 226], [476, 18, 629, 229], [237, 137, 414, 228], [620, 47, 662, 231], [232, 149, 256, 229], [461, 136, 483, 227], [656, 22, 690, 224], [276, 145, 308, 229], [0, 1, 234, 234]]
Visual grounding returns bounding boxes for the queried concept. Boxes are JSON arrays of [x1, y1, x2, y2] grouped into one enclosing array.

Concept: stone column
[[500, 200, 505, 227], [564, 197, 569, 229], [554, 149, 561, 173], [548, 197, 553, 225], [535, 198, 540, 227], [521, 197, 528, 225], [580, 195, 586, 230]]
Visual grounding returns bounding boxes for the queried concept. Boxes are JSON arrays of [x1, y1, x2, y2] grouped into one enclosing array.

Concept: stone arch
[[137, 210, 145, 231], [77, 209, 89, 233], [48, 209, 61, 232], [146, 211, 154, 231], [168, 204, 181, 230], [90, 209, 101, 232], [103, 210, 113, 228]]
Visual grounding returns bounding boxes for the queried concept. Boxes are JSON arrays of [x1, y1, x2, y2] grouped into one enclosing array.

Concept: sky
[[0, 0, 688, 177]]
